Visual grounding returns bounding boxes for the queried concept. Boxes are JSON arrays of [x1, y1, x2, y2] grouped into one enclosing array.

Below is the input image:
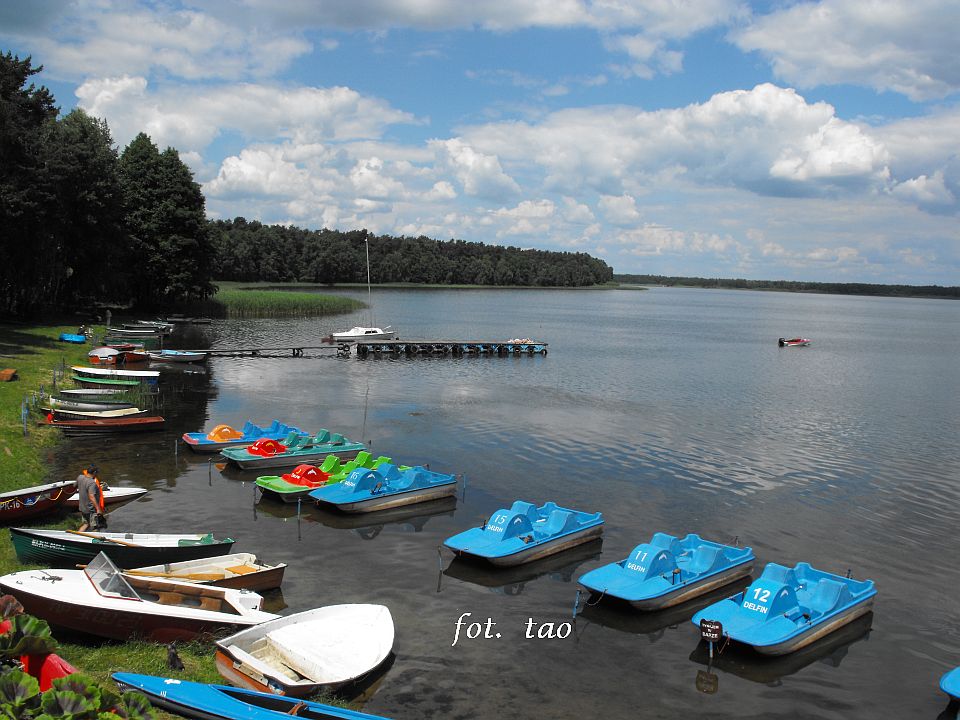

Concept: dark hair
[[86, 464, 99, 475]]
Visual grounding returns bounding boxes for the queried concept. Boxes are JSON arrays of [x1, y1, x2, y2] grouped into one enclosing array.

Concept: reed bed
[[198, 288, 364, 318]]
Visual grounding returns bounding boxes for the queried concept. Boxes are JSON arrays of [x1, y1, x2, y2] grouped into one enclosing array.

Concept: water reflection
[[688, 613, 873, 687], [575, 579, 752, 643], [310, 496, 457, 535], [937, 699, 959, 720], [442, 539, 602, 596]]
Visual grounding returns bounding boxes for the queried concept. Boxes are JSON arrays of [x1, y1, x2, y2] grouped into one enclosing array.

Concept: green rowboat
[[9, 527, 235, 568]]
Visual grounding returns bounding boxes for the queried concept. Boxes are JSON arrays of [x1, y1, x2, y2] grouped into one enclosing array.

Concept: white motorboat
[[0, 553, 276, 642], [331, 326, 396, 342], [330, 237, 397, 343]]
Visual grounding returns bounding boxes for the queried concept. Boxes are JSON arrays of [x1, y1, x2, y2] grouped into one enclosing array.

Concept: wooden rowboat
[[47, 415, 165, 435], [123, 552, 286, 592]]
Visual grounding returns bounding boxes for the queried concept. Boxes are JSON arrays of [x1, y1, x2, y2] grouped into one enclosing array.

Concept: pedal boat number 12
[[577, 532, 755, 611], [691, 561, 877, 655]]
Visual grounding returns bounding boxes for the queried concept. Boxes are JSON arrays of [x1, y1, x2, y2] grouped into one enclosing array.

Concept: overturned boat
[[310, 462, 456, 513], [443, 500, 603, 567], [578, 532, 755, 610], [691, 561, 876, 655]]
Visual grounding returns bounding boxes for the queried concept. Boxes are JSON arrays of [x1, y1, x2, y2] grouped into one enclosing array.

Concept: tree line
[[614, 274, 960, 299], [209, 219, 614, 287], [1, 52, 213, 317]]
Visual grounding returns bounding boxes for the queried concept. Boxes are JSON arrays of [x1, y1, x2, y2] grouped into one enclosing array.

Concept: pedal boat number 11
[[577, 532, 755, 611]]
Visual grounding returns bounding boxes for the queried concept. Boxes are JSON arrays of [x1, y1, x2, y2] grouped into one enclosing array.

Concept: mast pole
[[365, 236, 373, 326]]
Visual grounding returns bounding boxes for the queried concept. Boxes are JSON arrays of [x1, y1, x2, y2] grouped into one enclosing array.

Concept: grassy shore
[[0, 322, 224, 694], [188, 284, 364, 318], [0, 322, 351, 712]]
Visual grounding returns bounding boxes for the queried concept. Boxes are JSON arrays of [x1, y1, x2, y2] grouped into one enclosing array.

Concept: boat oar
[[66, 529, 139, 546]]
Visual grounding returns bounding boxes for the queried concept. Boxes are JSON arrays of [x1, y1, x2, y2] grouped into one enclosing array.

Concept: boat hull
[[0, 582, 255, 642], [751, 600, 875, 655], [9, 528, 235, 568], [321, 483, 458, 513], [452, 525, 605, 567], [63, 486, 148, 510], [614, 561, 755, 611], [258, 487, 318, 504], [0, 482, 75, 523], [225, 447, 361, 471], [112, 674, 390, 720], [127, 554, 285, 593], [49, 416, 165, 435]]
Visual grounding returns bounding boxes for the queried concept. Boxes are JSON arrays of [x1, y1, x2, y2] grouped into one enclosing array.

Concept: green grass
[[190, 286, 364, 318], [0, 322, 97, 494]]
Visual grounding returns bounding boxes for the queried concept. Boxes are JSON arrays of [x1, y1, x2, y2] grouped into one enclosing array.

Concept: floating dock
[[350, 340, 548, 358]]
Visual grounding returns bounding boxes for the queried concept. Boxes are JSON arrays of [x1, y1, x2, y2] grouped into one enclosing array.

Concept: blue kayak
[[691, 561, 876, 655], [578, 532, 755, 610], [443, 500, 603, 567], [59, 333, 86, 344], [310, 463, 457, 513], [181, 420, 305, 454], [113, 673, 391, 720], [941, 666, 960, 700]]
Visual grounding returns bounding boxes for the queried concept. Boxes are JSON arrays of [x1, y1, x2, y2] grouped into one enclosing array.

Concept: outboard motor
[[778, 337, 786, 347]]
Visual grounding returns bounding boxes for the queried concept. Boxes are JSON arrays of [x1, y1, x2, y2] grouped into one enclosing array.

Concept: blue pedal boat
[[941, 666, 960, 700], [310, 463, 457, 513], [113, 673, 391, 720], [691, 561, 877, 655], [578, 532, 755, 610], [181, 420, 304, 454], [443, 500, 603, 567]]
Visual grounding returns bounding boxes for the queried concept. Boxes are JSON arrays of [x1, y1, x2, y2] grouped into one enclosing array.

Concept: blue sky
[[3, 0, 958, 284]]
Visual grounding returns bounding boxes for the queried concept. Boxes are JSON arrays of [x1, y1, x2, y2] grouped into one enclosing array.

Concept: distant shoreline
[[613, 275, 960, 300]]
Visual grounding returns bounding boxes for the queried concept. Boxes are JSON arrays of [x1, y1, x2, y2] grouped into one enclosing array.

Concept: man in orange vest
[[76, 464, 106, 531]]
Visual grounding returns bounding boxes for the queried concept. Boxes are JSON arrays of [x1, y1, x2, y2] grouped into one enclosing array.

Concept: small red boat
[[0, 481, 77, 522], [778, 337, 811, 347]]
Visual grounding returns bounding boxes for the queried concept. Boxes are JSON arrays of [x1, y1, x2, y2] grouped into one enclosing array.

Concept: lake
[[53, 287, 960, 719]]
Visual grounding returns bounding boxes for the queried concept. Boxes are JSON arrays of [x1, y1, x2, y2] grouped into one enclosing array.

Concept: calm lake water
[[52, 288, 960, 719]]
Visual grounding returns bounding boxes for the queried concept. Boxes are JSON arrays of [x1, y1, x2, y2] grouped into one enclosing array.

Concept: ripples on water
[[55, 288, 960, 719]]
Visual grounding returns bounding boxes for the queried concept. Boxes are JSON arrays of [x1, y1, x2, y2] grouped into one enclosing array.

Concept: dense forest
[[209, 219, 613, 287], [0, 52, 213, 317], [4, 49, 954, 318], [615, 274, 960, 299]]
